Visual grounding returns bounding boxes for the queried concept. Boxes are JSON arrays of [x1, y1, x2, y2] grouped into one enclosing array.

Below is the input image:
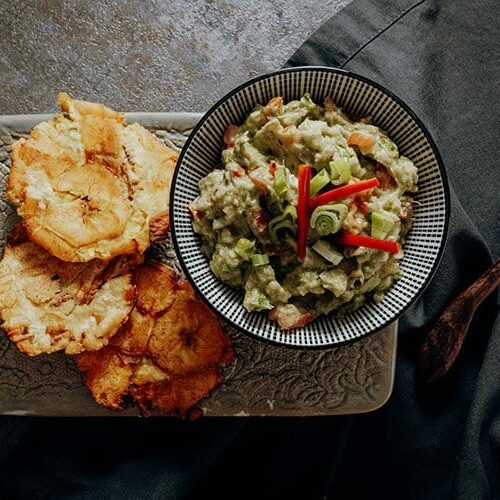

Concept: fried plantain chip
[[148, 294, 233, 375], [76, 347, 132, 410], [74, 262, 235, 417], [7, 93, 177, 262], [0, 227, 137, 356], [130, 369, 221, 419]]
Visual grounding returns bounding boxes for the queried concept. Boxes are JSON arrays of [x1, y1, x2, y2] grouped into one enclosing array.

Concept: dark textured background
[[0, 0, 350, 114]]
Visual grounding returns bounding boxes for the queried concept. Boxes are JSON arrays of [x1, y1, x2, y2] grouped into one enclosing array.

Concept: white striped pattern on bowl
[[170, 67, 450, 347]]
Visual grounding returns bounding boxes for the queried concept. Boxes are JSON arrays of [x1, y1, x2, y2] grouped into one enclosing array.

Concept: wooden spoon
[[419, 259, 500, 383]]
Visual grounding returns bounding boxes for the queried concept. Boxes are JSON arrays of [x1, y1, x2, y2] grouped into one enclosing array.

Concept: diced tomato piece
[[347, 131, 376, 149], [353, 197, 369, 215], [269, 161, 278, 176], [188, 206, 205, 220], [263, 97, 283, 117], [375, 163, 397, 189], [232, 165, 246, 177], [223, 124, 238, 148], [254, 211, 269, 229], [249, 174, 268, 192]]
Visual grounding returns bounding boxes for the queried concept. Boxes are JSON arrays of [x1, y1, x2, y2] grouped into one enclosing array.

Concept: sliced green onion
[[251, 254, 269, 267], [274, 166, 289, 196], [371, 212, 396, 239], [309, 169, 331, 197], [328, 159, 351, 185], [268, 205, 297, 243], [310, 204, 348, 236], [284, 204, 297, 220], [234, 238, 255, 260], [312, 240, 344, 265]]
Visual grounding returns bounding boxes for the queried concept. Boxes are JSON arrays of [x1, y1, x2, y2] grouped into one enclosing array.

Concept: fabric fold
[[288, 0, 499, 498]]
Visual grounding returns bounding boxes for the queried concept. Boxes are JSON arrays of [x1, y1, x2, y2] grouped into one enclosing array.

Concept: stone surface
[[0, 0, 351, 114]]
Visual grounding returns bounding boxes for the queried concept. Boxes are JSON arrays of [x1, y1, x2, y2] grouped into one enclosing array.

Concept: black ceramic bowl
[[170, 66, 450, 347]]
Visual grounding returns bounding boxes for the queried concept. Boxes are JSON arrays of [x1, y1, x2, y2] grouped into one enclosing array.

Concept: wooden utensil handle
[[464, 259, 500, 310], [420, 259, 500, 383]]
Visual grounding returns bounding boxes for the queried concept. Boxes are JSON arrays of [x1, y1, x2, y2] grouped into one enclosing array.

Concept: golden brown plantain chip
[[0, 228, 137, 356], [130, 369, 221, 418], [74, 262, 235, 417], [134, 261, 178, 315], [75, 348, 132, 410], [148, 295, 233, 375], [7, 93, 177, 262]]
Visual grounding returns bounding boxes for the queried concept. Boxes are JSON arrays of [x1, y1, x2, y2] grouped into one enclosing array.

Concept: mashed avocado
[[190, 95, 418, 329]]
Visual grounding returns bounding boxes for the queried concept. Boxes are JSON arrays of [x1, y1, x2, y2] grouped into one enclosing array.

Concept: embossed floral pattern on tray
[[0, 113, 396, 416]]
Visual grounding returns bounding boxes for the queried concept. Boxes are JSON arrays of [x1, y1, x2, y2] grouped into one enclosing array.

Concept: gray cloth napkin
[[286, 0, 499, 498]]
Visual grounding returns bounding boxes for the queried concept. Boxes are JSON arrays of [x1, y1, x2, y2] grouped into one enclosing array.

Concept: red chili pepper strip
[[297, 164, 312, 260], [308, 178, 380, 209], [336, 231, 400, 254]]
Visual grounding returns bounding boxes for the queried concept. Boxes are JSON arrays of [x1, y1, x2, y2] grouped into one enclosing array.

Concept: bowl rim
[[170, 65, 451, 349]]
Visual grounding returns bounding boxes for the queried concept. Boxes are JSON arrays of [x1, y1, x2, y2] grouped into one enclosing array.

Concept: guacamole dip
[[190, 95, 418, 329]]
